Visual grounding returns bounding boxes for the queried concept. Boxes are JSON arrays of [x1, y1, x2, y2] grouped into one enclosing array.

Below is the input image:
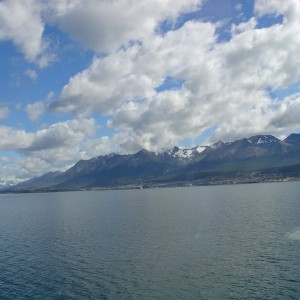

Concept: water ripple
[[0, 184, 300, 299]]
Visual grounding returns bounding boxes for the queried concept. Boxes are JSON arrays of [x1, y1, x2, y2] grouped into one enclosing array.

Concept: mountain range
[[4, 133, 300, 192]]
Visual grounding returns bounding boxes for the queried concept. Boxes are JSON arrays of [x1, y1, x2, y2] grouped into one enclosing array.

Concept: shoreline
[[1, 176, 299, 195]]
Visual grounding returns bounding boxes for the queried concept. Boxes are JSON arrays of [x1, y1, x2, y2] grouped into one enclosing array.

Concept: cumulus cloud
[[0, 126, 34, 150], [49, 0, 300, 152], [0, 0, 43, 61], [0, 0, 57, 66], [0, 118, 98, 181], [0, 118, 97, 152], [0, 156, 64, 183], [254, 0, 300, 23], [269, 94, 300, 131], [231, 17, 257, 35], [50, 20, 217, 116], [25, 101, 45, 121], [0, 0, 201, 64], [26, 118, 97, 152], [53, 0, 201, 52]]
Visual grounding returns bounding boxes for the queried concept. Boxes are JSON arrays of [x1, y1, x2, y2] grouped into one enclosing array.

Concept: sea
[[0, 182, 299, 299]]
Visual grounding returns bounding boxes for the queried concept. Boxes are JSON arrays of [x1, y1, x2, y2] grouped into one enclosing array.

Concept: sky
[[1, 0, 300, 184]]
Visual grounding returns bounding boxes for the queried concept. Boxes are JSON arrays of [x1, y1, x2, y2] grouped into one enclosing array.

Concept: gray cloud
[[0, 118, 97, 152], [0, 126, 34, 150], [269, 95, 300, 130], [52, 0, 201, 52]]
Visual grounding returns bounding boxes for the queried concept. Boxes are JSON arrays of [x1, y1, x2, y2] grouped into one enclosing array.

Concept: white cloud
[[25, 101, 45, 121], [0, 0, 58, 67], [254, 0, 300, 23], [0, 106, 9, 119], [269, 94, 300, 131], [50, 20, 217, 116], [0, 0, 44, 62], [27, 118, 97, 152], [0, 156, 65, 183], [48, 0, 300, 152], [0, 118, 97, 152], [0, 126, 34, 150], [0, 0, 201, 65], [231, 17, 257, 35], [0, 118, 98, 182], [52, 0, 201, 52], [36, 51, 57, 68], [25, 69, 38, 80]]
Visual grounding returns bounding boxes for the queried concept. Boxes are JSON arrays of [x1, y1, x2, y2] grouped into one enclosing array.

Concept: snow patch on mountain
[[160, 146, 206, 159], [175, 149, 194, 158], [248, 135, 279, 145], [196, 146, 206, 153]]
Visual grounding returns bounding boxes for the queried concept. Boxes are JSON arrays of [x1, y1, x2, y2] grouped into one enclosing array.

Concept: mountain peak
[[171, 146, 180, 154], [136, 148, 153, 157], [247, 135, 279, 145], [105, 152, 120, 159], [211, 141, 225, 149], [284, 133, 300, 145]]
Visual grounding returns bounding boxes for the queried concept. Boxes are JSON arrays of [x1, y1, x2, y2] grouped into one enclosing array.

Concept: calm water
[[0, 182, 300, 299]]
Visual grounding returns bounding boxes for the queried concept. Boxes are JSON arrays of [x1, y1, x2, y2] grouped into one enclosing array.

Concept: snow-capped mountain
[[164, 146, 207, 160], [5, 133, 300, 192], [247, 135, 280, 144]]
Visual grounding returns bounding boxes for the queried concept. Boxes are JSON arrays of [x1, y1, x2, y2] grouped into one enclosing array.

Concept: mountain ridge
[[4, 133, 300, 192]]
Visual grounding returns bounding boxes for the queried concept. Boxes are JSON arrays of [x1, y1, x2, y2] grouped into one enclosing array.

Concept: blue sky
[[1, 0, 300, 184]]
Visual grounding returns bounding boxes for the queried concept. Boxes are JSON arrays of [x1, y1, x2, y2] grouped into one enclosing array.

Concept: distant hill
[[4, 133, 300, 192]]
